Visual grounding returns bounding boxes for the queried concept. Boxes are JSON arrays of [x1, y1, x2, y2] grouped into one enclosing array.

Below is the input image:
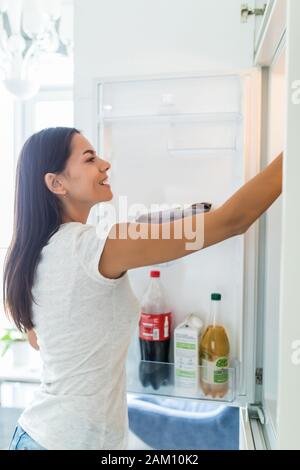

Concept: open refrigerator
[[95, 71, 261, 442], [74, 0, 300, 450]]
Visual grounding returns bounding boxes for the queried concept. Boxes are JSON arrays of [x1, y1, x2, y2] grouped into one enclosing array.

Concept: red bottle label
[[139, 312, 172, 341]]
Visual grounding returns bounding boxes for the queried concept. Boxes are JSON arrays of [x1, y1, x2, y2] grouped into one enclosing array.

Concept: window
[[0, 16, 74, 407], [23, 88, 74, 137], [0, 84, 16, 330], [35, 99, 74, 130], [0, 54, 74, 332]]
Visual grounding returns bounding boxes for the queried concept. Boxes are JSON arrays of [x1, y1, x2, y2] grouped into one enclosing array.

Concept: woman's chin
[[99, 189, 113, 202]]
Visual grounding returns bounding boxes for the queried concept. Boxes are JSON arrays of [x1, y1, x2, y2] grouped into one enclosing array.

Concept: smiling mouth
[[99, 178, 110, 186]]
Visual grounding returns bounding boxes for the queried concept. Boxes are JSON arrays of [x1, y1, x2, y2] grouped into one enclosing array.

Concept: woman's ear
[[44, 173, 65, 196]]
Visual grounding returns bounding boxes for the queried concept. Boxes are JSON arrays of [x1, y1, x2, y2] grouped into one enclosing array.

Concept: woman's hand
[[27, 329, 39, 351]]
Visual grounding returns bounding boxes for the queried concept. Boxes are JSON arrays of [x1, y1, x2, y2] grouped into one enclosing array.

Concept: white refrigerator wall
[[74, 0, 260, 405], [74, 0, 255, 140]]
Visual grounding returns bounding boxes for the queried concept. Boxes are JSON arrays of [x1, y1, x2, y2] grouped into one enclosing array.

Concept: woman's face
[[57, 133, 113, 206]]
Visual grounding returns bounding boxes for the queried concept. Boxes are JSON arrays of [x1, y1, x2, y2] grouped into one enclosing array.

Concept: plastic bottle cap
[[150, 270, 160, 278], [211, 293, 221, 301]]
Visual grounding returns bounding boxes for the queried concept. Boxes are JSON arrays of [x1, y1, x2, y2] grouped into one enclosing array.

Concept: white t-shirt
[[19, 222, 140, 450]]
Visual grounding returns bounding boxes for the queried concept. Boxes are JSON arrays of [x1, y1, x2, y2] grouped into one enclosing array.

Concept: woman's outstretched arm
[[219, 152, 283, 239], [99, 153, 283, 277]]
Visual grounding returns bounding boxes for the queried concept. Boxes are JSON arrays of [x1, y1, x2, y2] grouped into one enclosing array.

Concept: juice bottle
[[200, 293, 230, 398]]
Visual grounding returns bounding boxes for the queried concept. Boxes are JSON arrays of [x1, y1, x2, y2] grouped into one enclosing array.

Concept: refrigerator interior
[[96, 73, 260, 406]]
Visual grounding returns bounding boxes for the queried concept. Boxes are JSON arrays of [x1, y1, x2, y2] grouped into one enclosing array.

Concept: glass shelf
[[126, 360, 236, 403], [99, 111, 242, 124], [167, 148, 237, 157]]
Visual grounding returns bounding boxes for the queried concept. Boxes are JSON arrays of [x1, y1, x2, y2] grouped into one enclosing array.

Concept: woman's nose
[[99, 159, 111, 172]]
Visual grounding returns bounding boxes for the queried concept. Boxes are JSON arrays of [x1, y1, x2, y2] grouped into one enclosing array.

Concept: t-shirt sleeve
[[72, 222, 126, 285]]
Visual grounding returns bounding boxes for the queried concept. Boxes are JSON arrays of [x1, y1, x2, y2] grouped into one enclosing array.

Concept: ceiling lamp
[[0, 0, 73, 100]]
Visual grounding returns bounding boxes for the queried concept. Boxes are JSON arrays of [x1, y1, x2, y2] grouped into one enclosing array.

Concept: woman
[[3, 127, 283, 450]]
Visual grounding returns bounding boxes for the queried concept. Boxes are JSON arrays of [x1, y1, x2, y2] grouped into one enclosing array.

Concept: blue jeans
[[9, 424, 46, 450]]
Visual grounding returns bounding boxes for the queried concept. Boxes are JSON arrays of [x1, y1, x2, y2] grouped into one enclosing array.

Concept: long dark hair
[[3, 127, 80, 332]]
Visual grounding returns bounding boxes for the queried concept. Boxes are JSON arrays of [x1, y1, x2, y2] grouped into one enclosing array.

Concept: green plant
[[0, 328, 27, 357]]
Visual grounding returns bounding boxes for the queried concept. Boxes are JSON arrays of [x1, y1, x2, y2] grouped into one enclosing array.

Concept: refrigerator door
[[239, 407, 268, 450], [276, 3, 300, 445], [253, 0, 300, 450], [255, 49, 285, 451], [239, 408, 256, 450]]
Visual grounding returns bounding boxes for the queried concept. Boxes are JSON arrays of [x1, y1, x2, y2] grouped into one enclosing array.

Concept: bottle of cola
[[139, 270, 173, 389]]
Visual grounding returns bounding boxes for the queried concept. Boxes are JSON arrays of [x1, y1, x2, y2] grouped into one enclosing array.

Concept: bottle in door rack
[[139, 270, 173, 390], [200, 293, 230, 398]]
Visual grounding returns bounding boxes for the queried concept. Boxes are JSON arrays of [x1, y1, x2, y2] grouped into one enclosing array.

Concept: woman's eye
[[87, 157, 95, 162]]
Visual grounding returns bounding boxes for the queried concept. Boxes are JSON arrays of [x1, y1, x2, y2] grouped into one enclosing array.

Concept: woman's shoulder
[[48, 222, 88, 241]]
